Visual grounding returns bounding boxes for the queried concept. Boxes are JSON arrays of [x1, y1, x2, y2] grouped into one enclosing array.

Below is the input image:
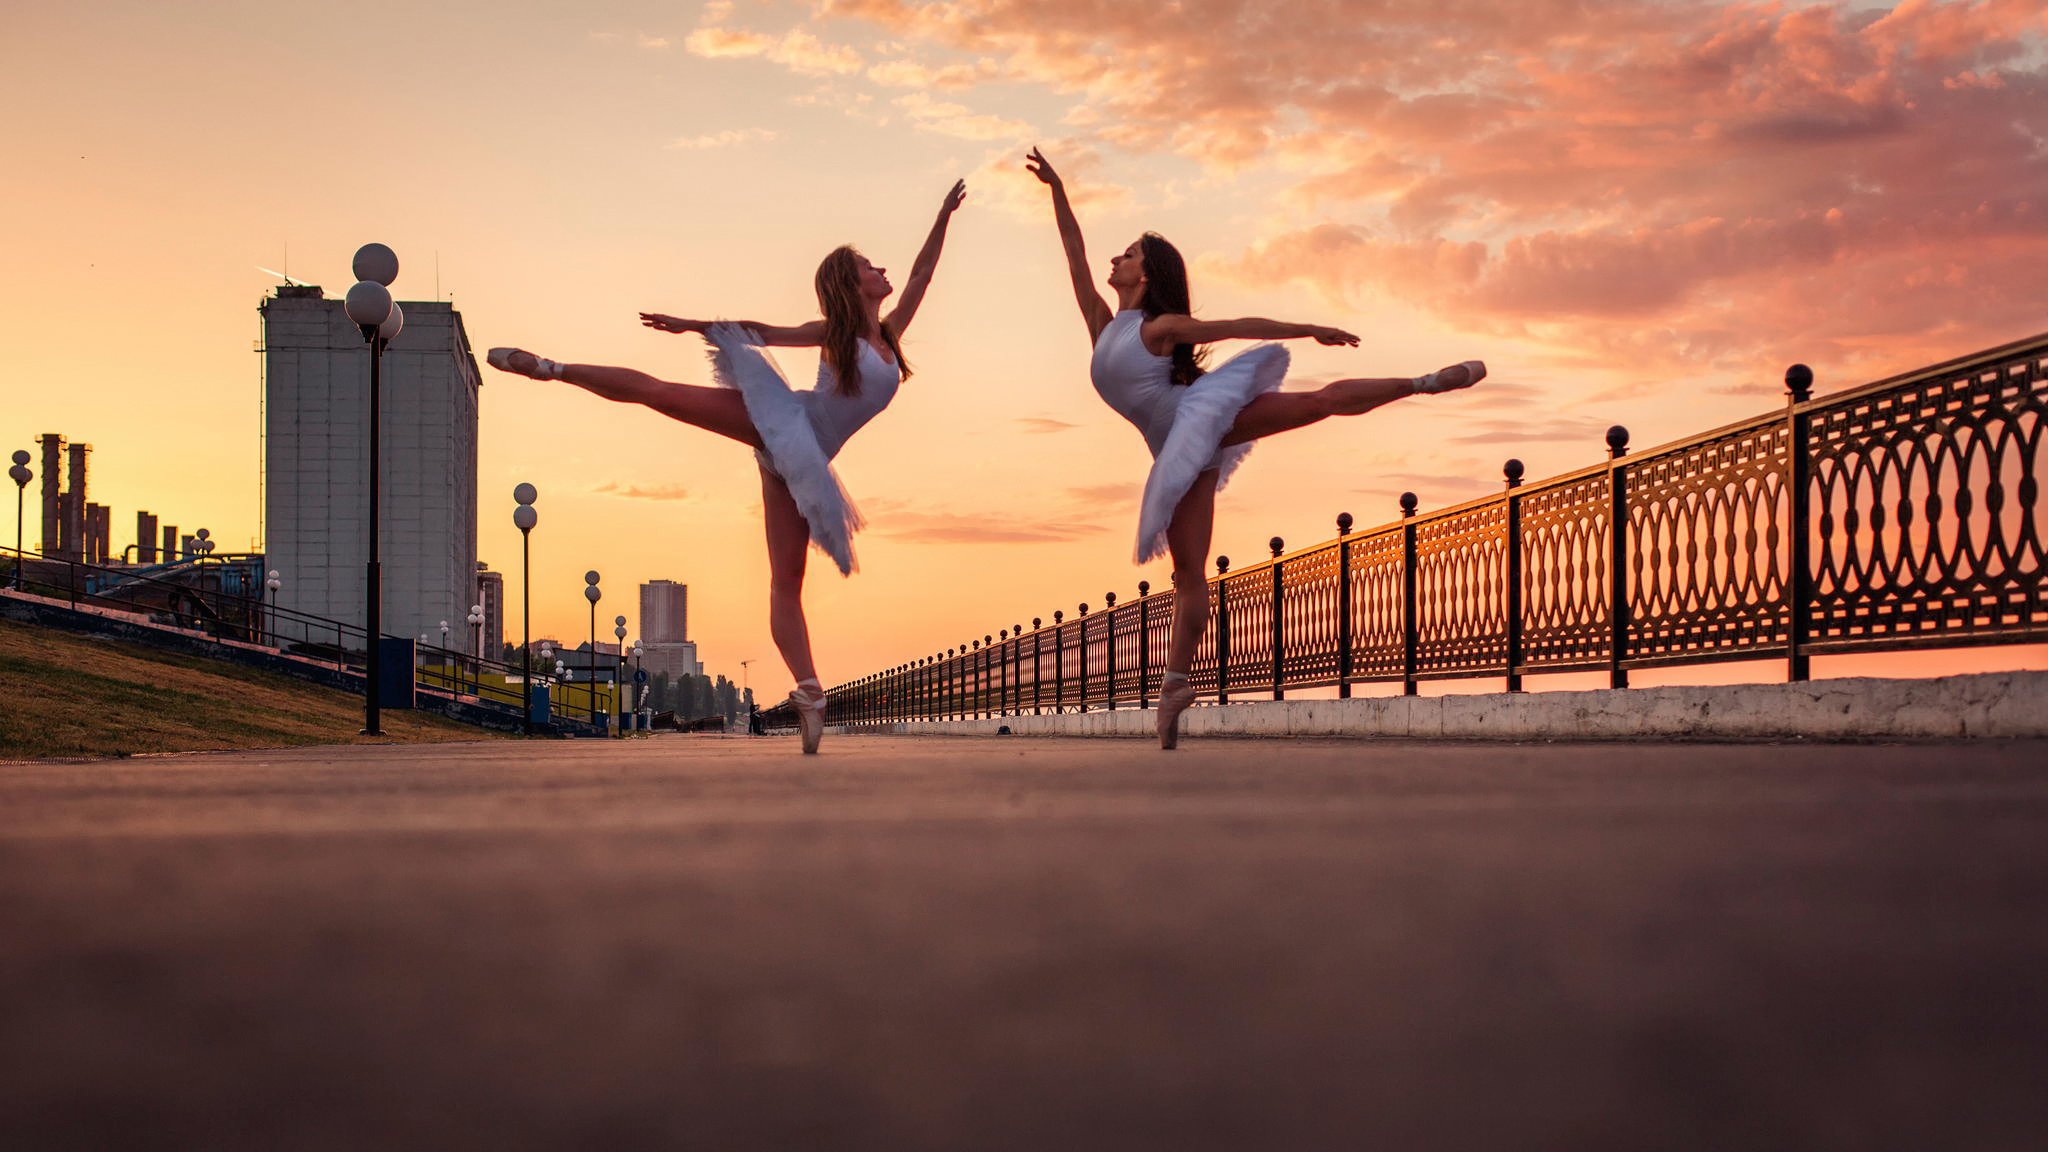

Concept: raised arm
[[1026, 147, 1116, 343], [1143, 314, 1360, 348], [884, 179, 966, 337], [640, 314, 825, 347]]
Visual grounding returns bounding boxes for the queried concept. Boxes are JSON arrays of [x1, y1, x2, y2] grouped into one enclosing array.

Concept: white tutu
[[1134, 343, 1291, 564], [704, 323, 863, 576]]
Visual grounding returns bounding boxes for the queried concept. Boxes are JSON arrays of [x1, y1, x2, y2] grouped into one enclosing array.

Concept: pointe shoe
[[1413, 360, 1487, 394], [1155, 679, 1196, 750], [486, 347, 564, 380], [790, 686, 827, 754]]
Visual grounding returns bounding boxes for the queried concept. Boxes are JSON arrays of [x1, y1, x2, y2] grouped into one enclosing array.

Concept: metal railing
[[763, 330, 2048, 731], [2, 547, 606, 729]]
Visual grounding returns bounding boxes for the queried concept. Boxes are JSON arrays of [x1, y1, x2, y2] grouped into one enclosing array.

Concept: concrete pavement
[[2, 735, 2044, 1150]]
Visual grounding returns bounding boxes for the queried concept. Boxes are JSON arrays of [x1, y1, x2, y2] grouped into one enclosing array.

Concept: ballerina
[[1025, 147, 1484, 749], [488, 179, 968, 753]]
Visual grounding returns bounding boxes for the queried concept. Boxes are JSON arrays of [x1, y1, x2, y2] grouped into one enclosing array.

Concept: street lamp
[[9, 450, 31, 590], [513, 483, 538, 734], [584, 571, 602, 722], [468, 603, 485, 697], [614, 615, 628, 734], [632, 642, 644, 730], [344, 242, 401, 735], [265, 569, 281, 647], [439, 619, 450, 691]]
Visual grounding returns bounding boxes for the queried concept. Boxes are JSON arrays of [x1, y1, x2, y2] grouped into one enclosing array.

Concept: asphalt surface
[[2, 734, 2045, 1150]]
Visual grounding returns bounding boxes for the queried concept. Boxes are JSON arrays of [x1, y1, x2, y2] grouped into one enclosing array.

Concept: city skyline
[[6, 1, 2044, 694]]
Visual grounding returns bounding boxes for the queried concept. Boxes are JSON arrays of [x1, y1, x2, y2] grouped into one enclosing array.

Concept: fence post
[[1012, 624, 1024, 717], [1033, 618, 1044, 714], [998, 629, 1010, 715], [1400, 493, 1419, 696], [972, 639, 983, 719], [983, 635, 993, 717], [1335, 514, 1354, 698], [1076, 604, 1089, 712], [1052, 611, 1065, 712], [1606, 426, 1631, 689], [1103, 593, 1118, 710], [1504, 460, 1525, 693], [1269, 537, 1286, 699], [1785, 364, 1814, 683], [1136, 581, 1151, 710], [1215, 555, 1232, 705]]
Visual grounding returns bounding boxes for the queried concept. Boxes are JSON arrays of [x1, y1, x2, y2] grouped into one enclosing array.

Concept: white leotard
[[1089, 310, 1180, 458], [801, 340, 902, 460], [1088, 309, 1293, 564], [705, 324, 901, 576]]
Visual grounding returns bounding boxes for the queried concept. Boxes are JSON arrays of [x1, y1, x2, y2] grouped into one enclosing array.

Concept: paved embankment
[[1, 736, 2044, 1149], [845, 669, 2048, 740]]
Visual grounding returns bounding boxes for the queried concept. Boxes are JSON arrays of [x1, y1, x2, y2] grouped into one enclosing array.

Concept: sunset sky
[[5, 0, 2045, 692]]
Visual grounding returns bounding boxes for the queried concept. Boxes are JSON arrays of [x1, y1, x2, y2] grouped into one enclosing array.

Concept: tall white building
[[262, 284, 481, 647]]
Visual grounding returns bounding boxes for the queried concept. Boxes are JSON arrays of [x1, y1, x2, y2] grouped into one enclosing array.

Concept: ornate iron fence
[[762, 332, 2048, 730]]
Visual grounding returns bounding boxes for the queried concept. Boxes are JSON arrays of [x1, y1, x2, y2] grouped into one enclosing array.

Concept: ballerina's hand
[[1313, 327, 1361, 347], [640, 313, 697, 334], [940, 178, 967, 215], [1025, 146, 1061, 188]]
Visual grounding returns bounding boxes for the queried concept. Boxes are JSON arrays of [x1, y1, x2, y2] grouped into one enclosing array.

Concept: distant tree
[[650, 671, 671, 712]]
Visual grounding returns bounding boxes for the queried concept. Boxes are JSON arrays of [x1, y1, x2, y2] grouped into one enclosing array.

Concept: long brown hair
[[1138, 233, 1207, 387], [815, 245, 910, 396]]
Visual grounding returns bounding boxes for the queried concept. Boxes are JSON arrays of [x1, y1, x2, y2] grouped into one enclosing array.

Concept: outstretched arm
[[1144, 315, 1360, 348], [1026, 147, 1116, 343], [884, 179, 966, 337], [640, 314, 825, 347]]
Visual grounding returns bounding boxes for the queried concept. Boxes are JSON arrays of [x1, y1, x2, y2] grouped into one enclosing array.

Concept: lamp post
[[192, 529, 214, 632], [265, 570, 281, 646], [614, 615, 628, 734], [513, 483, 538, 734], [584, 571, 602, 723], [632, 642, 644, 731], [8, 451, 29, 590], [439, 619, 450, 691], [468, 603, 485, 697], [344, 241, 401, 735]]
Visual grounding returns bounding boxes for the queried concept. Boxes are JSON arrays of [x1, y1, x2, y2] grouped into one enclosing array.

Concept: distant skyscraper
[[641, 580, 688, 643], [261, 284, 481, 644], [476, 564, 504, 661]]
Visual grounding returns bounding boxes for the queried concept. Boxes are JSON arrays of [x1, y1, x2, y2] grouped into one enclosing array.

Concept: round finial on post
[[1785, 363, 1814, 401], [1216, 555, 1231, 575], [1054, 610, 1064, 624], [1504, 459, 1525, 487], [1013, 623, 1023, 635], [972, 640, 980, 650], [1001, 629, 1009, 641], [1399, 492, 1418, 517], [1336, 512, 1353, 535], [1033, 617, 1042, 629], [1137, 580, 1150, 596], [1605, 426, 1630, 458], [1104, 591, 1116, 608], [1270, 536, 1284, 558], [1079, 602, 1089, 616]]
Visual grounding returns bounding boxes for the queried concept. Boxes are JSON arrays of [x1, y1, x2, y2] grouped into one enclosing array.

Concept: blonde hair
[[814, 245, 909, 396]]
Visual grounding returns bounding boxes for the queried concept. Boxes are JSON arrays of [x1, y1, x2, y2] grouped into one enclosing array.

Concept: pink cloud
[[818, 0, 2048, 381]]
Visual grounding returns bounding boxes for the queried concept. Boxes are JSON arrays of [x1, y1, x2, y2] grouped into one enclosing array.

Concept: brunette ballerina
[[488, 179, 968, 753], [1026, 148, 1483, 748]]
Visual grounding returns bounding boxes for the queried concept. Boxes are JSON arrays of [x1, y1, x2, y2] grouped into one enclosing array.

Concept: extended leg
[[1219, 361, 1486, 447], [490, 348, 763, 448]]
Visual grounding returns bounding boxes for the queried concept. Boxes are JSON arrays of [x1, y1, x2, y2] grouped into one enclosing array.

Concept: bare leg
[[1156, 471, 1217, 749], [1219, 361, 1485, 448], [559, 363, 765, 449], [1164, 470, 1219, 676], [760, 466, 819, 686]]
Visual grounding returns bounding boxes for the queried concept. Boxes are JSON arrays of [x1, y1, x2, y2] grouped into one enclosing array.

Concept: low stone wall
[[832, 670, 2048, 741]]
